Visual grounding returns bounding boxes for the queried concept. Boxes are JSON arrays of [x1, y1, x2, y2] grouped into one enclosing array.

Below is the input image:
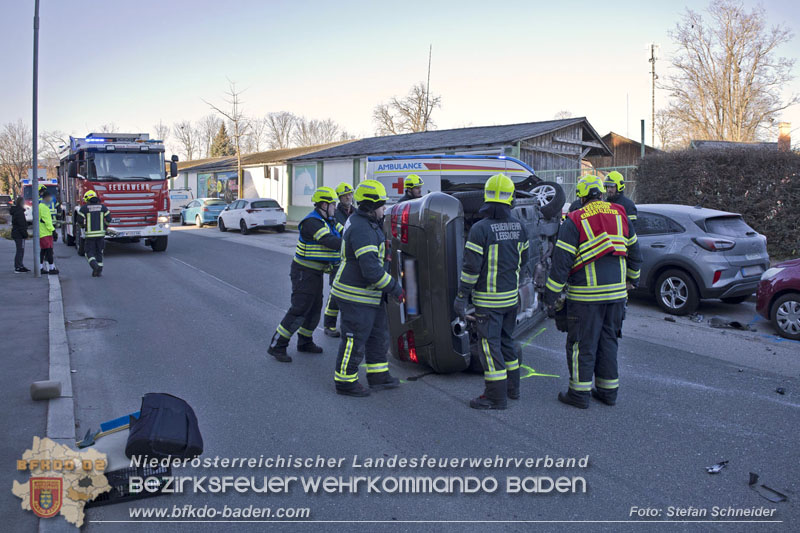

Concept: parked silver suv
[[635, 204, 770, 315]]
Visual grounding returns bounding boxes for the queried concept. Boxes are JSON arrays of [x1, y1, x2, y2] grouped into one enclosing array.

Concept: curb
[[40, 275, 77, 533]]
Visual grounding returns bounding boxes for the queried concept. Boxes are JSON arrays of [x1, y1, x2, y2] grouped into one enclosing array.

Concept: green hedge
[[637, 149, 800, 259]]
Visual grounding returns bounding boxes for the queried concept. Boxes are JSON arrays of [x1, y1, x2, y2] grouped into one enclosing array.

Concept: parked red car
[[756, 258, 800, 340]]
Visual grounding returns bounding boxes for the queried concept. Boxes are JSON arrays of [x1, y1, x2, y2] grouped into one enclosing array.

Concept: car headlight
[[157, 211, 170, 224], [761, 267, 784, 281]]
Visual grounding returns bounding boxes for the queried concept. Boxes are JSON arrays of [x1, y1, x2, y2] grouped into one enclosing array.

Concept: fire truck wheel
[[76, 234, 85, 257], [65, 225, 74, 246], [150, 236, 168, 252]]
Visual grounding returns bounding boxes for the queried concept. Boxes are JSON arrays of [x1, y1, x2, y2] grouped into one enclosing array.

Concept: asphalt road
[[52, 227, 799, 532]]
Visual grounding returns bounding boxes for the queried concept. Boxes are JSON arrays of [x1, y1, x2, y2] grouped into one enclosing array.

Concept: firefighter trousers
[[474, 306, 520, 400], [323, 270, 339, 330], [564, 300, 625, 403], [85, 237, 105, 270], [271, 262, 324, 348], [333, 299, 390, 388]]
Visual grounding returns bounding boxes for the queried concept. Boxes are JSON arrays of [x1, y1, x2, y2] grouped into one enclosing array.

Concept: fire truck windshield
[[89, 152, 165, 181]]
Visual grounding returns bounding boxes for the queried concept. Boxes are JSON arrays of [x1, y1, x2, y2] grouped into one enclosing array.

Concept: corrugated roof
[[176, 141, 354, 173], [289, 118, 610, 161]]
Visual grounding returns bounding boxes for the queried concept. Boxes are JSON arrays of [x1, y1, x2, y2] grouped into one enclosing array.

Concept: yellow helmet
[[335, 182, 354, 197], [604, 171, 625, 191], [404, 174, 424, 190], [354, 180, 388, 207], [575, 174, 606, 198], [38, 184, 48, 195], [83, 190, 98, 202], [311, 186, 336, 205], [484, 173, 515, 205]]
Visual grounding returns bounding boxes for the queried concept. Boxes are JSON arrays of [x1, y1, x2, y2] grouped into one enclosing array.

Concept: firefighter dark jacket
[[458, 205, 531, 309], [545, 200, 642, 304], [334, 203, 354, 227], [78, 201, 111, 238], [293, 209, 342, 272], [608, 192, 638, 226], [331, 210, 401, 307]]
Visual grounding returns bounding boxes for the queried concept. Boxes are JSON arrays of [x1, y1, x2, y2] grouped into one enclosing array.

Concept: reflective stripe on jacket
[[78, 203, 111, 238], [294, 209, 342, 271], [546, 200, 643, 303], [458, 213, 530, 309], [332, 210, 399, 307]]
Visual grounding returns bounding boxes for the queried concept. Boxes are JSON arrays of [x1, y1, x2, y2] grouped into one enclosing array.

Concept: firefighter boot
[[470, 380, 508, 410], [558, 390, 589, 409], [324, 327, 340, 338], [267, 331, 292, 363], [297, 335, 323, 354], [367, 372, 400, 391], [335, 381, 371, 397], [90, 259, 100, 277], [97, 266, 103, 277], [591, 388, 616, 406], [507, 368, 521, 400]]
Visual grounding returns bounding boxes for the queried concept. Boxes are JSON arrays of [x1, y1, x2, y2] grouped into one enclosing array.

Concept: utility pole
[[425, 44, 432, 132], [32, 0, 41, 277], [648, 43, 659, 148]]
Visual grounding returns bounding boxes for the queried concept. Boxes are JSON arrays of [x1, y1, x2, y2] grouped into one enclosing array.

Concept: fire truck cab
[[58, 133, 178, 254]]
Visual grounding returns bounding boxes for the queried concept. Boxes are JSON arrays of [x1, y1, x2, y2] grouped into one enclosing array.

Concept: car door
[[228, 200, 242, 226], [220, 201, 234, 226], [184, 200, 198, 222], [635, 212, 680, 290]]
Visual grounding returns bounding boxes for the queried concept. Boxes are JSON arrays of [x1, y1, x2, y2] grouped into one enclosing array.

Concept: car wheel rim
[[660, 277, 688, 309], [531, 184, 556, 207], [776, 301, 800, 335]]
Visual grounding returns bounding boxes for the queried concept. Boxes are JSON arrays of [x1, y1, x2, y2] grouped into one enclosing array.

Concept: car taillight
[[389, 203, 411, 243], [712, 270, 722, 284], [693, 236, 735, 251], [202, 207, 209, 212], [400, 204, 410, 243], [397, 330, 418, 363], [246, 209, 255, 213]]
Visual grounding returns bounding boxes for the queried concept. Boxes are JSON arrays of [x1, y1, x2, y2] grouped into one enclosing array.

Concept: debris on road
[[749, 472, 788, 503], [706, 460, 729, 474], [776, 387, 786, 395], [708, 316, 755, 331], [664, 316, 676, 323], [688, 313, 704, 323]]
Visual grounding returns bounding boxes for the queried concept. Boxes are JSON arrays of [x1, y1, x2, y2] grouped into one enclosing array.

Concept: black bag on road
[[125, 393, 203, 459]]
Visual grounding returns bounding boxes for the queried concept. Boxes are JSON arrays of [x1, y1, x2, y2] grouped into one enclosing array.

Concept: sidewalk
[[0, 237, 49, 531]]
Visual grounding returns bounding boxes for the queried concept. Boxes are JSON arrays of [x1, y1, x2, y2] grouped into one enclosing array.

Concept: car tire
[[654, 269, 699, 316], [219, 218, 227, 232], [240, 219, 249, 235], [720, 295, 749, 304], [770, 293, 800, 340], [276, 224, 286, 233], [530, 181, 566, 219], [195, 216, 203, 228]]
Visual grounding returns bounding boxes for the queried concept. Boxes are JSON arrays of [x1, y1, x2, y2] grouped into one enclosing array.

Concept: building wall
[[518, 124, 583, 172], [322, 159, 353, 189]]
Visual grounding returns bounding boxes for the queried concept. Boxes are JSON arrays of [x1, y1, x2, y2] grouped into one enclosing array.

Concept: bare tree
[[203, 80, 250, 197], [153, 120, 170, 144], [0, 120, 33, 196], [93, 122, 118, 134], [243, 116, 269, 153], [654, 109, 681, 150], [265, 111, 296, 149], [173, 120, 199, 161], [553, 110, 574, 120], [664, 0, 799, 143], [39, 130, 68, 166], [292, 117, 349, 147], [197, 114, 222, 158], [372, 83, 441, 135]]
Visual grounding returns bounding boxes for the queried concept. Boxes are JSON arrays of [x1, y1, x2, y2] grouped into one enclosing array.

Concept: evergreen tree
[[210, 123, 235, 157]]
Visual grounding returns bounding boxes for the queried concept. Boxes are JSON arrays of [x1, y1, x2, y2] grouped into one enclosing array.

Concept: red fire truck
[[58, 133, 177, 253]]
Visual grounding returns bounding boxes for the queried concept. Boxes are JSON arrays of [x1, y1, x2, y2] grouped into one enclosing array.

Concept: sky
[[1, 0, 799, 155]]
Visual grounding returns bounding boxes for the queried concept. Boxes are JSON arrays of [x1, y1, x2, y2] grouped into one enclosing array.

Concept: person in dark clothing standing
[[396, 174, 424, 203], [604, 171, 637, 228], [77, 190, 112, 277], [323, 183, 355, 337], [10, 197, 30, 273], [268, 187, 342, 363], [454, 174, 529, 410]]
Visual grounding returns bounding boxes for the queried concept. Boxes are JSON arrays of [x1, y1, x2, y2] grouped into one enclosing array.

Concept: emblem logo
[[30, 478, 62, 518]]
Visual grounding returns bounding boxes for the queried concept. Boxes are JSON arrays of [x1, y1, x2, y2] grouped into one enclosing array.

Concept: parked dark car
[[634, 204, 769, 315], [756, 259, 800, 340]]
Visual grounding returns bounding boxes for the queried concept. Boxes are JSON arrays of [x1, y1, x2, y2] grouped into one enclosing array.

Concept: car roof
[[241, 198, 279, 202], [637, 203, 738, 220]]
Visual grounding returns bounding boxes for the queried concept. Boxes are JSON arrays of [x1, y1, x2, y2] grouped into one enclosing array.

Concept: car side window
[[636, 213, 671, 235], [666, 217, 684, 233]]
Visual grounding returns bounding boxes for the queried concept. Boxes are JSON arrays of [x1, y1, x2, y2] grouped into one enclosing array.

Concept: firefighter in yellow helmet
[[331, 180, 403, 396], [544, 174, 642, 408], [268, 186, 342, 362], [604, 171, 638, 228], [454, 174, 530, 409], [323, 182, 356, 337], [397, 174, 424, 203], [77, 190, 112, 277]]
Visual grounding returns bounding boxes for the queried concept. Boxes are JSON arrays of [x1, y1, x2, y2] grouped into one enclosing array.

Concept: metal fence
[[535, 166, 638, 203]]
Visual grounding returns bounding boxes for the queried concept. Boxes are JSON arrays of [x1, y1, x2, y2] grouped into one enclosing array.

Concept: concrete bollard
[[30, 380, 62, 401]]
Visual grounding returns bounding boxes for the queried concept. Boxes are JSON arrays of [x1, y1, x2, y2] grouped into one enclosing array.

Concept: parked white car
[[218, 198, 287, 234], [169, 188, 195, 221]]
